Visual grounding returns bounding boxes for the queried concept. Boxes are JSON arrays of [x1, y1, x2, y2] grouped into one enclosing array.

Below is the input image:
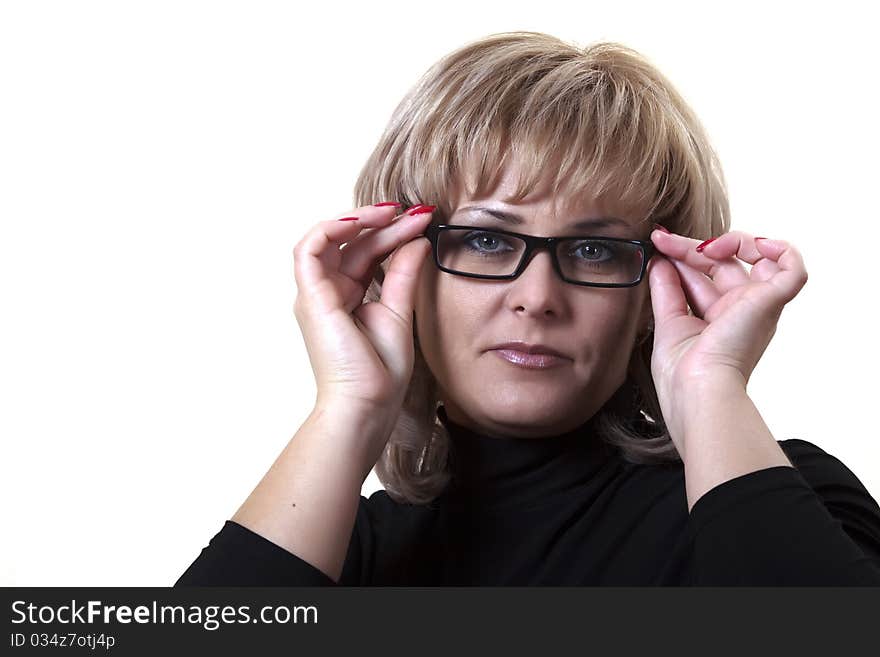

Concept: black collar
[[436, 381, 639, 512]]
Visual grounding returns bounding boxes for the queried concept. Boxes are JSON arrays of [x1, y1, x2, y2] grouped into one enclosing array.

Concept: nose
[[506, 247, 567, 317], [516, 246, 560, 283]]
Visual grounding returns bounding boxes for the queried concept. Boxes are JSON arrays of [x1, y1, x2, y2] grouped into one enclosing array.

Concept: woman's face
[[414, 163, 654, 439]]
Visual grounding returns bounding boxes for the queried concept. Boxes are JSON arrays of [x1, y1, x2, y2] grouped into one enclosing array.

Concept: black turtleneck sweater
[[175, 391, 880, 586]]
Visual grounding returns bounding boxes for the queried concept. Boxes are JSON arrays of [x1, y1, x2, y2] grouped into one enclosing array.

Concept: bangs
[[355, 32, 726, 245]]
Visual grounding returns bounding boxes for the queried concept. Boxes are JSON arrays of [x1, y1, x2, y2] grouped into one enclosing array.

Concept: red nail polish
[[755, 236, 767, 241], [373, 201, 402, 207], [338, 216, 359, 221], [695, 237, 717, 253], [407, 204, 436, 216]]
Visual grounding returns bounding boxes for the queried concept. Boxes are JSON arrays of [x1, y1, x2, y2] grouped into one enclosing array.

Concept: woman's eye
[[464, 232, 510, 252], [577, 243, 607, 259], [572, 242, 612, 261]]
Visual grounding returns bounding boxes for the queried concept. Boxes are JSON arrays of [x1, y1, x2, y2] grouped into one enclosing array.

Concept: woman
[[175, 32, 880, 586]]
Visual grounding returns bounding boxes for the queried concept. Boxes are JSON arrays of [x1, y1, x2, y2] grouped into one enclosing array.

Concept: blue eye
[[567, 240, 616, 264], [462, 231, 515, 255]]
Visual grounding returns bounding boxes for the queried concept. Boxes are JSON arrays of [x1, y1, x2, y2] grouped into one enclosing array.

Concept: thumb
[[378, 237, 432, 327], [647, 255, 689, 328]]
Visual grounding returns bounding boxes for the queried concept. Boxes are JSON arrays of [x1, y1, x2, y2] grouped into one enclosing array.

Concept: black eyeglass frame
[[423, 223, 656, 288]]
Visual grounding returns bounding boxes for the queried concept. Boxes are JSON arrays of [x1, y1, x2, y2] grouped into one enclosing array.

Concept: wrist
[[308, 401, 397, 481], [684, 373, 747, 404], [665, 374, 750, 452]]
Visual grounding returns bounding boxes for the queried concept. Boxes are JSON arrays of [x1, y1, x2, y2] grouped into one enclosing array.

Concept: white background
[[1, 1, 877, 586]]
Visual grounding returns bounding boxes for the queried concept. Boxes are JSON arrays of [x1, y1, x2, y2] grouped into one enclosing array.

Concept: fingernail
[[373, 201, 402, 207], [338, 216, 359, 221], [755, 236, 768, 241], [695, 237, 717, 253], [407, 204, 436, 216]]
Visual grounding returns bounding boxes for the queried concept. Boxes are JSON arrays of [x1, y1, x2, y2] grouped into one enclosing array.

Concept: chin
[[480, 395, 577, 423]]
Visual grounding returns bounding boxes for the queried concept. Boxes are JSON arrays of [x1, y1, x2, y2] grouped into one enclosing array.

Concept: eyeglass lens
[[436, 228, 646, 285]]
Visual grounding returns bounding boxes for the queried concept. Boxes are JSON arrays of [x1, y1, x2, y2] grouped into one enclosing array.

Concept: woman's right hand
[[292, 202, 436, 426]]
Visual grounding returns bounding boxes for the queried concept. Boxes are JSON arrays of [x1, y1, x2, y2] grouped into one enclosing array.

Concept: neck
[[436, 380, 640, 511]]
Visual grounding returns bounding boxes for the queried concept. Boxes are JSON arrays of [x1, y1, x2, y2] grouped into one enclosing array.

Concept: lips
[[488, 341, 568, 359], [492, 349, 568, 369]]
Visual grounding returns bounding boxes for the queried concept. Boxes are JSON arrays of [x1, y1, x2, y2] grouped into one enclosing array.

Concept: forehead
[[449, 160, 643, 222]]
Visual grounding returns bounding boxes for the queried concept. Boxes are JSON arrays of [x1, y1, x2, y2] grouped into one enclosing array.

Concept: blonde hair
[[351, 31, 730, 505]]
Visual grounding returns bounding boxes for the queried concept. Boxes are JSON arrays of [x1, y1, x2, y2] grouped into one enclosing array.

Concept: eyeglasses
[[423, 224, 655, 288]]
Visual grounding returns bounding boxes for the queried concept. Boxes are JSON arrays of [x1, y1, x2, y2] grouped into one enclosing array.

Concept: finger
[[688, 231, 807, 303], [652, 229, 807, 310], [647, 254, 692, 328], [665, 256, 721, 318], [293, 204, 406, 297], [651, 229, 751, 290], [338, 203, 433, 248], [331, 202, 404, 227], [377, 236, 433, 328], [327, 204, 415, 264], [754, 238, 809, 304], [748, 255, 782, 283], [339, 209, 435, 290]]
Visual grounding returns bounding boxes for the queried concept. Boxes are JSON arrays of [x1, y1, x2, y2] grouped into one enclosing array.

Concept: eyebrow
[[453, 205, 633, 231]]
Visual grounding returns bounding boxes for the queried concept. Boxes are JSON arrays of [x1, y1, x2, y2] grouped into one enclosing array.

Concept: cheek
[[414, 270, 458, 357], [417, 278, 485, 362], [573, 296, 642, 360]]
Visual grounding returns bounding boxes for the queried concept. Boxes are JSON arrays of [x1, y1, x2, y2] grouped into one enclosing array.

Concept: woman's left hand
[[645, 228, 808, 428]]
